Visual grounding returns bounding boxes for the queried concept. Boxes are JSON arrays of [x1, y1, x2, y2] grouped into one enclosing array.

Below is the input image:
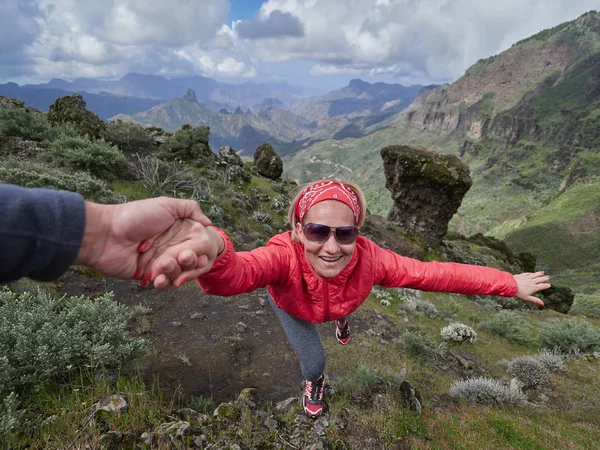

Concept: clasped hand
[[137, 219, 223, 289]]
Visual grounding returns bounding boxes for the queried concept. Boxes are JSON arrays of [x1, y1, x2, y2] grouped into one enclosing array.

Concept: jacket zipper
[[323, 280, 330, 322]]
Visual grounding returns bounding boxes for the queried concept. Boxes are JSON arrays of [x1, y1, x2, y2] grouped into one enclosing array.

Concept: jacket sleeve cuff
[[204, 227, 234, 272]]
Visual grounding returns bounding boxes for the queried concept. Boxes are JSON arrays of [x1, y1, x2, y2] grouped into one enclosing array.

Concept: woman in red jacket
[[144, 180, 551, 418]]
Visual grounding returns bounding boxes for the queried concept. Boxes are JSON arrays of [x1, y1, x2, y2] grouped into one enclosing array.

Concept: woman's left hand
[[513, 271, 551, 306]]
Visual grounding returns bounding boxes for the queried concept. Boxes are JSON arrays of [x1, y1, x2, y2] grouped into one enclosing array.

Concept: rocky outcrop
[[381, 145, 472, 246], [253, 143, 283, 180], [47, 94, 105, 139], [218, 145, 242, 167], [539, 285, 575, 314], [184, 88, 197, 102]]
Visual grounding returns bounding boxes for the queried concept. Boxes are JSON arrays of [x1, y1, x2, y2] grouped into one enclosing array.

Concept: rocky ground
[[57, 271, 372, 406]]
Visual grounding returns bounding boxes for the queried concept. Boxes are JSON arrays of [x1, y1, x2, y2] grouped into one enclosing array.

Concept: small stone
[[264, 417, 279, 430], [276, 397, 298, 414], [510, 377, 525, 393]]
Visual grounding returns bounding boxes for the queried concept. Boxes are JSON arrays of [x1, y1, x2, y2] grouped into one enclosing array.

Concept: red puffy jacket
[[197, 229, 518, 323]]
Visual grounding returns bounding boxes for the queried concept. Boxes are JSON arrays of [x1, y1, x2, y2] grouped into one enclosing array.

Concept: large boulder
[[47, 94, 105, 139], [539, 285, 575, 314], [253, 143, 283, 180], [381, 145, 472, 247], [218, 146, 243, 166]]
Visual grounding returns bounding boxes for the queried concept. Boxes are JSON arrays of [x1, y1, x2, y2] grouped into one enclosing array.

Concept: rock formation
[[381, 145, 472, 246], [253, 143, 283, 180]]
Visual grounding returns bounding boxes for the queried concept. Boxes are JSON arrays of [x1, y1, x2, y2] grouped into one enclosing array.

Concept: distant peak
[[348, 79, 368, 89], [184, 89, 197, 102]]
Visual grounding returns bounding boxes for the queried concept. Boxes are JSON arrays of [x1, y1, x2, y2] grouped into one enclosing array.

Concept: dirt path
[[58, 271, 354, 405]]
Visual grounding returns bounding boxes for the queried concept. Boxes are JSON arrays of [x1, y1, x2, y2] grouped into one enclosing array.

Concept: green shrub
[[103, 120, 154, 154], [0, 107, 55, 141], [479, 311, 533, 345], [338, 363, 380, 393], [539, 319, 600, 354], [401, 331, 446, 360], [0, 392, 26, 438], [159, 124, 214, 164], [0, 159, 122, 203], [569, 294, 600, 318], [0, 287, 148, 395], [50, 133, 127, 180], [187, 395, 214, 415]]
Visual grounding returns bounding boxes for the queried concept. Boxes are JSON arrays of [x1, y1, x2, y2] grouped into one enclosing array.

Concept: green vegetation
[[50, 134, 127, 180], [539, 319, 600, 353]]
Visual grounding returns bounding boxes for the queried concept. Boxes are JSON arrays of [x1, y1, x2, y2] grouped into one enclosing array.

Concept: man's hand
[[74, 197, 211, 281], [514, 271, 551, 306]]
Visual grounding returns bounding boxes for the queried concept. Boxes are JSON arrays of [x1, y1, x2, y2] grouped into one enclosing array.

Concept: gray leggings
[[268, 295, 326, 381]]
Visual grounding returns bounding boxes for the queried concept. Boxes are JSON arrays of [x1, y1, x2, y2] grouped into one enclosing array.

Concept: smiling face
[[296, 200, 357, 278]]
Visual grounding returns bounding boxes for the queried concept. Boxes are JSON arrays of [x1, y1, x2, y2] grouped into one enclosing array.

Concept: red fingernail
[[133, 269, 140, 279], [146, 271, 152, 281], [177, 278, 187, 287], [141, 279, 147, 287], [138, 242, 147, 252]]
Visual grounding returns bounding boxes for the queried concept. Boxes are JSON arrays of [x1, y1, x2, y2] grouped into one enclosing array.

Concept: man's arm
[[0, 184, 85, 283], [0, 184, 212, 285]]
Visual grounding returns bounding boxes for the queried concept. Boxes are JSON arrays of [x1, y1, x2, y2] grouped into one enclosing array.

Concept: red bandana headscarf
[[295, 181, 361, 225]]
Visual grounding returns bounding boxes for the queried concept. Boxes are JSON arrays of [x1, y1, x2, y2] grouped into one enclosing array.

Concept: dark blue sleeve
[[0, 184, 86, 283]]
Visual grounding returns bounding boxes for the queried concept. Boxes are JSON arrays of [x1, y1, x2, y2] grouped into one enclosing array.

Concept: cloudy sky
[[1, 0, 598, 90]]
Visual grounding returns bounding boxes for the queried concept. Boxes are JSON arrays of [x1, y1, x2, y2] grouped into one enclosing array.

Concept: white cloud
[[1, 0, 598, 85], [310, 65, 363, 76], [241, 0, 600, 82]]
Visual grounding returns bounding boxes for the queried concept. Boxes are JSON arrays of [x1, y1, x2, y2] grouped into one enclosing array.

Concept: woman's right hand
[[137, 219, 225, 289]]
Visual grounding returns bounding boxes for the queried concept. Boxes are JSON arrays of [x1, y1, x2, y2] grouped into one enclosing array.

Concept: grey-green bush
[[50, 133, 127, 180], [103, 120, 154, 154], [159, 125, 214, 165], [449, 377, 526, 404], [507, 356, 549, 387], [0, 159, 122, 203], [0, 107, 55, 142], [479, 310, 533, 345], [539, 319, 600, 354], [536, 350, 566, 373], [401, 331, 446, 360], [0, 288, 148, 394]]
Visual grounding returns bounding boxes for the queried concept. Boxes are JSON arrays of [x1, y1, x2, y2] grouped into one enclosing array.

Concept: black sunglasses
[[302, 223, 360, 245]]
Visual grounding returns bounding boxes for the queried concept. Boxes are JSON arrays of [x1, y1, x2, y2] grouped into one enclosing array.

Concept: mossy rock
[[381, 145, 472, 187], [540, 285, 575, 314], [382, 145, 472, 246], [253, 143, 283, 180], [47, 94, 105, 139], [213, 402, 240, 421]]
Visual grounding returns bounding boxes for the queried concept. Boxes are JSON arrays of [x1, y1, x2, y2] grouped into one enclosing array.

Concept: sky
[[1, 0, 598, 91]]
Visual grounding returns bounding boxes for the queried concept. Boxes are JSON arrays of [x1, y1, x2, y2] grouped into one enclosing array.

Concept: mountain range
[[284, 10, 600, 298], [2, 10, 598, 299]]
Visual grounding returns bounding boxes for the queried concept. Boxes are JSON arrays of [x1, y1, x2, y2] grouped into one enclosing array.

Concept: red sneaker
[[303, 375, 325, 418], [336, 319, 350, 345]]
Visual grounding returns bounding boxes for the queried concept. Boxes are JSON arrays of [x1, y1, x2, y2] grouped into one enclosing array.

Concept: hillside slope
[[285, 10, 600, 298]]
